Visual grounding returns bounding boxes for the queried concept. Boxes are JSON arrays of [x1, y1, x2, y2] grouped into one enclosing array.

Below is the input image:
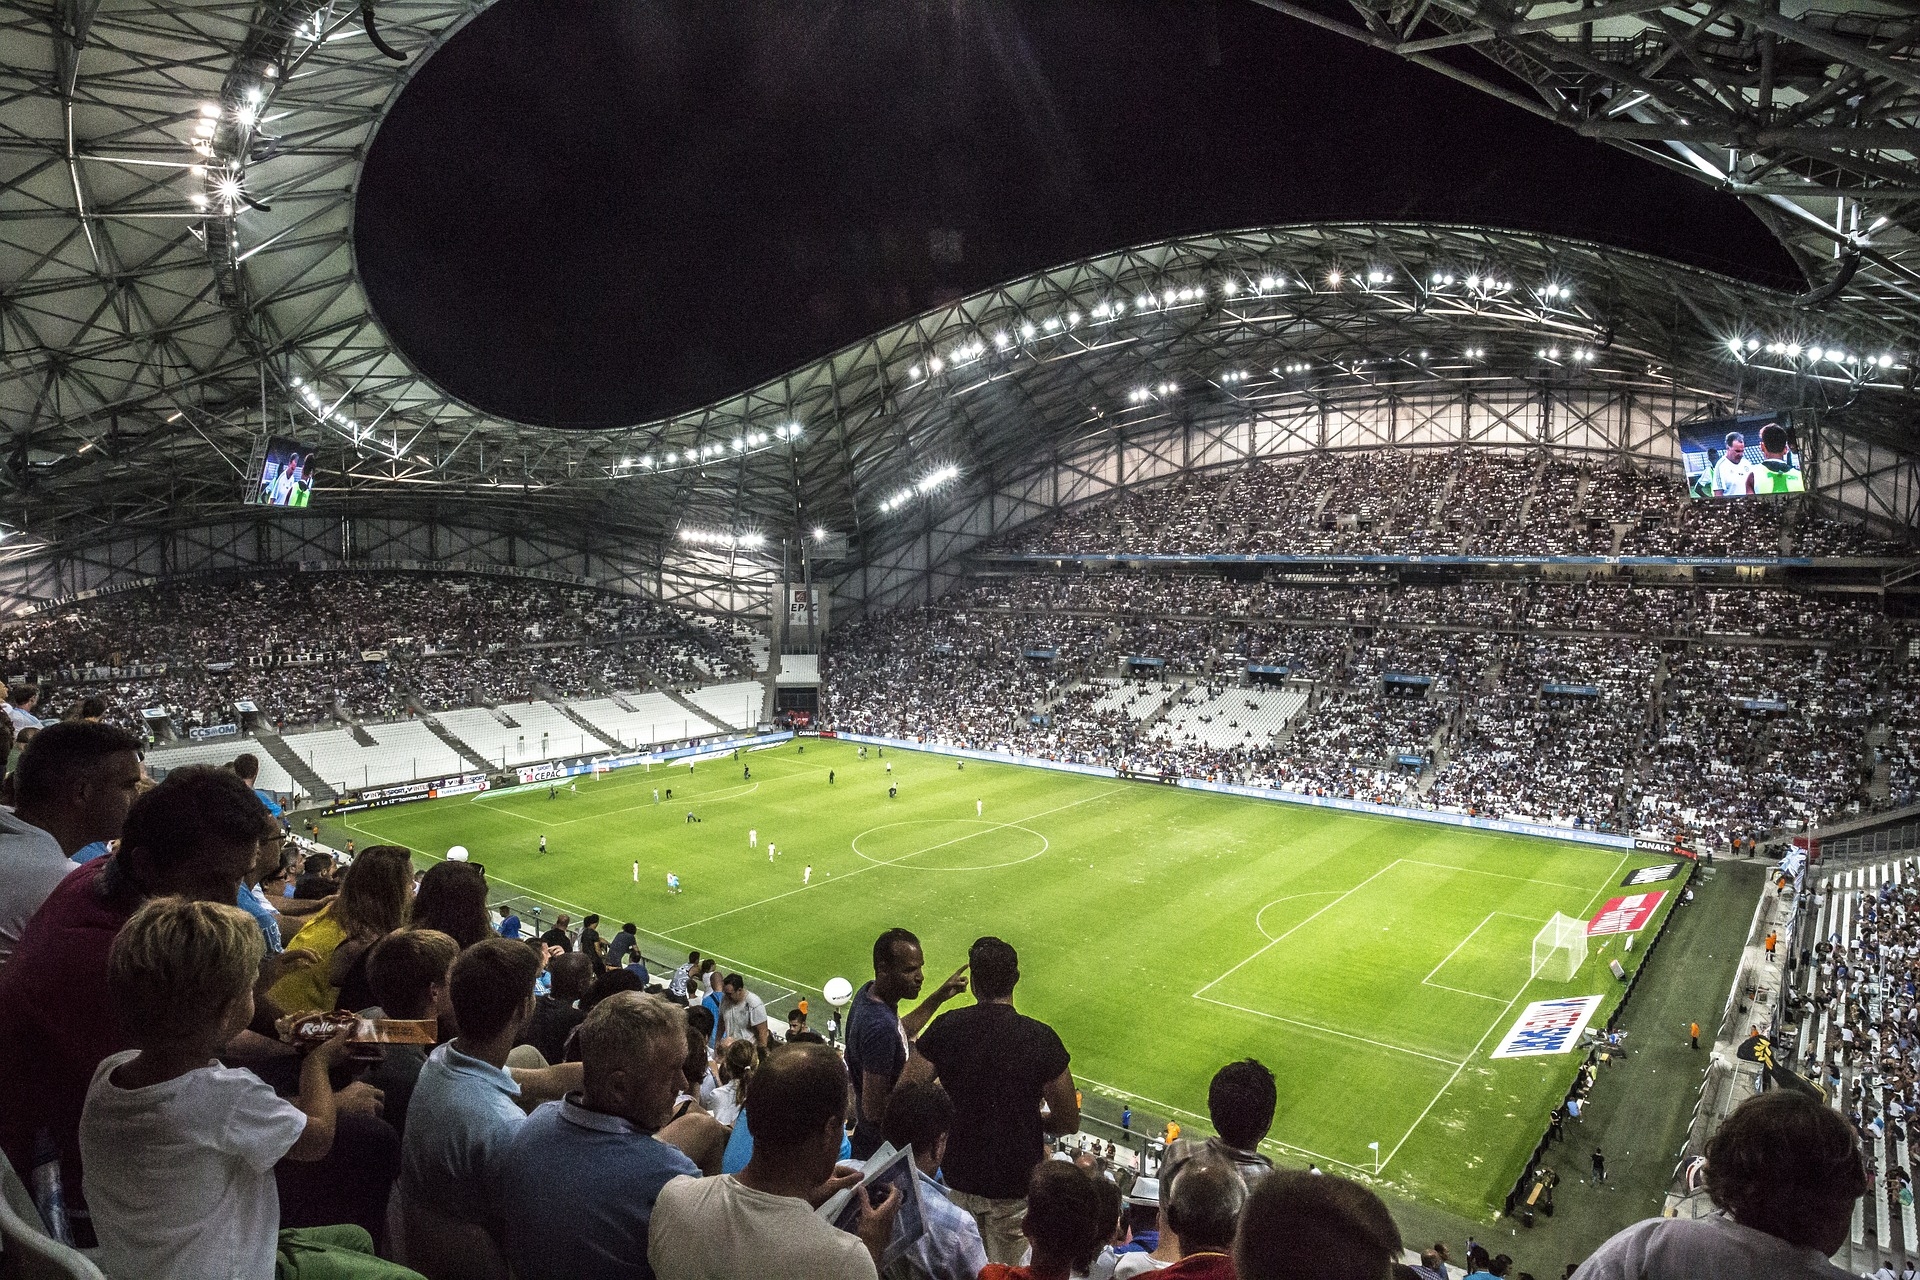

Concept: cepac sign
[[1490, 996, 1605, 1059], [1587, 892, 1665, 936]]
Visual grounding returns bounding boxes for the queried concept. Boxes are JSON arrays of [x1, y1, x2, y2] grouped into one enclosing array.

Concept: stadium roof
[[2, 0, 1918, 578]]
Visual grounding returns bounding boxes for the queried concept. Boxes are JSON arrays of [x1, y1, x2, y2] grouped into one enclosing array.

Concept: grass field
[[324, 736, 1680, 1218]]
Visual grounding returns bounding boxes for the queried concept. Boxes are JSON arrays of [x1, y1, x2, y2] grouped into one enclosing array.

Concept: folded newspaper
[[815, 1142, 926, 1270]]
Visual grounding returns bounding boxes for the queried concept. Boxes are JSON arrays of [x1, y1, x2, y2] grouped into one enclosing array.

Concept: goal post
[[1531, 913, 1589, 982]]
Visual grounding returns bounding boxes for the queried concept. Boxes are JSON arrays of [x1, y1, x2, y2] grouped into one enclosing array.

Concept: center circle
[[851, 819, 1049, 872]]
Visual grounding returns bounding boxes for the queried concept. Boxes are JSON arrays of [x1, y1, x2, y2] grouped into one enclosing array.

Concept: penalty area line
[[1192, 996, 1465, 1068]]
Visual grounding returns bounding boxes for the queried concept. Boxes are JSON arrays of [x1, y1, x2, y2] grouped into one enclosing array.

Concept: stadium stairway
[[421, 716, 494, 772], [646, 676, 732, 736], [255, 732, 338, 803], [549, 698, 624, 751]]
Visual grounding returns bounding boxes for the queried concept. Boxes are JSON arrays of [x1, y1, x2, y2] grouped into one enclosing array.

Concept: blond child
[[79, 896, 356, 1279]]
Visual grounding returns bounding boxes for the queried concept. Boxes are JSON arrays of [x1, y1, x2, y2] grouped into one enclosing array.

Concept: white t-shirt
[[1712, 453, 1752, 497], [1113, 1253, 1173, 1278], [721, 990, 769, 1042], [0, 809, 72, 968], [709, 1079, 743, 1128], [1572, 1211, 1855, 1280], [81, 1051, 307, 1280], [649, 1174, 876, 1280]]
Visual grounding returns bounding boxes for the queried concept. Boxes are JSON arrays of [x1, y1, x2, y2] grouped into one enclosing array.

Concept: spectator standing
[[978, 1161, 1109, 1280], [1572, 1090, 1865, 1279], [540, 911, 573, 952], [498, 992, 700, 1280], [650, 1042, 900, 1280], [399, 936, 543, 1236], [1, 722, 144, 966], [5, 682, 45, 739], [908, 935, 1078, 1262], [669, 950, 701, 1001], [1233, 1169, 1403, 1280], [79, 897, 370, 1280], [719, 971, 771, 1048], [883, 1080, 989, 1280], [229, 752, 284, 824], [361, 927, 459, 1138], [496, 903, 522, 939], [845, 926, 968, 1158], [609, 920, 639, 969], [579, 913, 607, 976], [1161, 1059, 1277, 1191]]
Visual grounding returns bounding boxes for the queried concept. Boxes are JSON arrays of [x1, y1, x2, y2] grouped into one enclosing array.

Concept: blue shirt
[[700, 990, 725, 1046], [720, 1108, 851, 1176], [498, 913, 523, 940], [235, 883, 282, 952], [69, 841, 111, 866], [905, 1168, 988, 1280], [844, 980, 906, 1157], [253, 787, 284, 819], [497, 1095, 697, 1280], [400, 1042, 526, 1227]]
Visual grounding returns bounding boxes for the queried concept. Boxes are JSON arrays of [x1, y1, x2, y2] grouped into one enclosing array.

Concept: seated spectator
[[980, 1161, 1109, 1280], [363, 927, 460, 1136], [0, 720, 143, 966], [292, 853, 338, 901], [708, 1037, 758, 1129], [650, 1042, 900, 1280], [882, 1080, 988, 1280], [1153, 1155, 1245, 1279], [0, 764, 281, 1196], [520, 951, 592, 1065], [498, 992, 700, 1280], [271, 845, 414, 1014], [399, 936, 543, 1233], [1572, 1090, 1865, 1279], [411, 859, 493, 950], [1234, 1169, 1402, 1280], [1162, 1059, 1276, 1190], [80, 897, 365, 1279], [6, 682, 45, 740], [909, 935, 1077, 1263]]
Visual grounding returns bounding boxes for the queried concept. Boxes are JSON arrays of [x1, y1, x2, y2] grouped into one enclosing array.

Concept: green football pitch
[[324, 737, 1680, 1218]]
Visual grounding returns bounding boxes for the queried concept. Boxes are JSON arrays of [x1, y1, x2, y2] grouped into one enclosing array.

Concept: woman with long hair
[[270, 844, 413, 1012], [409, 860, 492, 950]]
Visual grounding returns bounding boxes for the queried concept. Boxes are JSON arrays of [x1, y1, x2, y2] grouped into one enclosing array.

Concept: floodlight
[[929, 357, 944, 373], [1067, 311, 1080, 326], [908, 365, 921, 379], [1258, 276, 1277, 291], [1327, 270, 1341, 285], [993, 331, 1010, 348], [812, 526, 827, 540], [1880, 353, 1895, 367], [1786, 343, 1802, 357], [199, 103, 220, 118], [1465, 275, 1480, 289], [1044, 316, 1060, 331], [1020, 321, 1037, 339], [1222, 279, 1238, 296]]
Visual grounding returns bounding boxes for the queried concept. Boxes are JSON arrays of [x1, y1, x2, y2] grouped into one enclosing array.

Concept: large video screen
[[1679, 412, 1804, 498], [247, 437, 316, 508]]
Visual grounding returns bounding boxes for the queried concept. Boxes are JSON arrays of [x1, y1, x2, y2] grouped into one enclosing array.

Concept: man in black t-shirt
[[577, 913, 606, 976], [843, 926, 968, 1158], [539, 911, 572, 953], [905, 935, 1079, 1264]]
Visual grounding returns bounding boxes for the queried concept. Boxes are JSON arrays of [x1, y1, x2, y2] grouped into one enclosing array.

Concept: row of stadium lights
[[903, 270, 1563, 383], [1725, 336, 1900, 369], [184, 83, 271, 214], [615, 423, 804, 473], [878, 464, 961, 514], [676, 526, 838, 551], [289, 377, 361, 438]]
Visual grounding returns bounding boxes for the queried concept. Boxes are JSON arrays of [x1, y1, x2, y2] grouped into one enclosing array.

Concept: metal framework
[[1257, 1, 1920, 313], [2, 0, 1918, 619]]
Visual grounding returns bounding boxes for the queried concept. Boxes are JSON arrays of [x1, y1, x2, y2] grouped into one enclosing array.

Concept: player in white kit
[[749, 829, 757, 849], [803, 864, 813, 886]]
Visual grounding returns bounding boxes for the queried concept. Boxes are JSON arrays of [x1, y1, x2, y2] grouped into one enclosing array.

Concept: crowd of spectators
[[997, 447, 1904, 561], [827, 560, 1913, 845], [0, 719, 1875, 1277], [0, 571, 759, 739]]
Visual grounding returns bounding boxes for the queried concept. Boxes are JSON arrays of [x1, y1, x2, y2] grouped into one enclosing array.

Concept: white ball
[[823, 976, 853, 1006], [447, 845, 470, 862]]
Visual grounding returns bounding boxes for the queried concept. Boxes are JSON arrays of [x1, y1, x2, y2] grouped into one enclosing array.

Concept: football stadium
[[2, 2, 1919, 1278]]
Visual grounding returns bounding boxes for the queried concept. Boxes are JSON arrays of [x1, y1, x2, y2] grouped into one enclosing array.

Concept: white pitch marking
[[1193, 995, 1466, 1067]]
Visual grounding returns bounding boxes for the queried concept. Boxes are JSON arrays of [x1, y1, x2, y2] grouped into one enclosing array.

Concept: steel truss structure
[[1258, 1, 1920, 312], [2, 0, 1918, 622]]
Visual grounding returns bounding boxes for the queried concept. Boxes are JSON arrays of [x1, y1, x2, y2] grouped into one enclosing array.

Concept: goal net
[[1531, 913, 1589, 982]]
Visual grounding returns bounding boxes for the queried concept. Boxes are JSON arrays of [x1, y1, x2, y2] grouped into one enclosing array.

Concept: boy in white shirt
[[80, 896, 361, 1280]]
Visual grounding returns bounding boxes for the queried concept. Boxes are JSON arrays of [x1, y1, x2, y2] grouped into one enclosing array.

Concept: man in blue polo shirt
[[498, 992, 699, 1280], [401, 938, 542, 1233]]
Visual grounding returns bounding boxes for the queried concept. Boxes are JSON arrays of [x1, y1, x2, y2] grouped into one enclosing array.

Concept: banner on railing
[[187, 723, 239, 740]]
